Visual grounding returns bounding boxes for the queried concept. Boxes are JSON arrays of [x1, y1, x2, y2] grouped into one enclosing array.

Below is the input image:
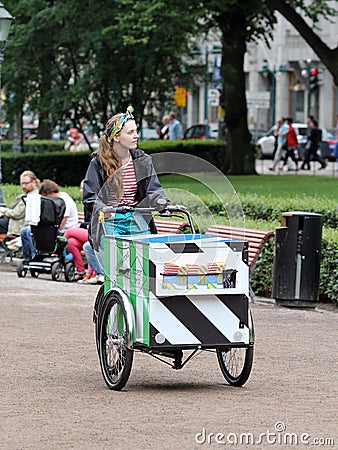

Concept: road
[[0, 261, 337, 449]]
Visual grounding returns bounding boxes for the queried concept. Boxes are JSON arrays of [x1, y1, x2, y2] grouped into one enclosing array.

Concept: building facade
[[245, 11, 337, 135], [185, 9, 337, 136]]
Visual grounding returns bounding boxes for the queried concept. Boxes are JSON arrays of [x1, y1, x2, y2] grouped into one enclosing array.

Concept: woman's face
[[115, 119, 139, 149]]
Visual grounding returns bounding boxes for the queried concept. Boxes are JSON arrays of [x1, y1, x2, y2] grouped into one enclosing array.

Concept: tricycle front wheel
[[98, 291, 133, 390]]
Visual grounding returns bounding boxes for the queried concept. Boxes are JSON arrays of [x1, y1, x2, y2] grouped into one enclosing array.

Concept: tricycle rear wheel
[[217, 346, 253, 386], [98, 291, 133, 390]]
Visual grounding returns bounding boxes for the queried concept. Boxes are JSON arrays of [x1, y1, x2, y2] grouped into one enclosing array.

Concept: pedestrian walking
[[301, 118, 326, 170], [168, 111, 183, 140], [269, 117, 289, 171], [280, 117, 299, 171]]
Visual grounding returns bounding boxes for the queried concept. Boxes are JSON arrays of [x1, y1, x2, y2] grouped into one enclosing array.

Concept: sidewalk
[[256, 157, 338, 177]]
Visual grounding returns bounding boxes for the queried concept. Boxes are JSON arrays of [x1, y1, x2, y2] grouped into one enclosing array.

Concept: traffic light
[[174, 85, 187, 107], [309, 68, 319, 92]]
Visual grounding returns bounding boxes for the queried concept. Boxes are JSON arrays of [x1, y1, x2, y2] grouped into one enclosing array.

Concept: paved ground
[[255, 158, 338, 177], [0, 261, 337, 450]]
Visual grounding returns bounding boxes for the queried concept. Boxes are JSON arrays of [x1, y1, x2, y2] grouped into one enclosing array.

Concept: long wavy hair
[[99, 113, 125, 178], [98, 113, 131, 200]]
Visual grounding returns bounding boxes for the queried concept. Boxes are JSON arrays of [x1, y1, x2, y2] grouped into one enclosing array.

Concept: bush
[[1, 150, 92, 185], [249, 227, 338, 306], [1, 140, 230, 185], [181, 193, 338, 230], [1, 140, 66, 153], [250, 236, 275, 298]]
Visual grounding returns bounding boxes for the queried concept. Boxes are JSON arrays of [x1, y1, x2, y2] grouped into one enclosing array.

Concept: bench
[[205, 225, 275, 267], [0, 233, 19, 262], [154, 219, 189, 234]]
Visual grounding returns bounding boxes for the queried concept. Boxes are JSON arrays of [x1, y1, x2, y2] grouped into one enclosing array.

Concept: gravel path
[[0, 262, 337, 449]]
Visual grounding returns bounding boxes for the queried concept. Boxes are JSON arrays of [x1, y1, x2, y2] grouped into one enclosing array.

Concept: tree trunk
[[217, 12, 256, 175], [11, 112, 23, 154]]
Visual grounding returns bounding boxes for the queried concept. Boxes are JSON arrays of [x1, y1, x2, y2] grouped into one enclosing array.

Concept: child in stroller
[[16, 195, 75, 281]]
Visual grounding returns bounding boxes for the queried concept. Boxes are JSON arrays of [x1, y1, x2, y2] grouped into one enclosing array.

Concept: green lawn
[[2, 173, 337, 208], [159, 174, 338, 200]]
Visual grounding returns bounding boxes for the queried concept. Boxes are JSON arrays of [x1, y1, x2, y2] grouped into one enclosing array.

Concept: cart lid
[[118, 234, 242, 245]]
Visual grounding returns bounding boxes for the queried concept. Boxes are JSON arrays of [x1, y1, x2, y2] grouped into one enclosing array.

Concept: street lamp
[[204, 46, 209, 139], [262, 63, 276, 127], [0, 2, 14, 189], [204, 44, 222, 139]]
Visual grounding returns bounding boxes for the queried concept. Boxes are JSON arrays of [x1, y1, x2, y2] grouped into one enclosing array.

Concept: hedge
[[178, 193, 338, 230], [1, 140, 230, 185], [1, 140, 66, 153]]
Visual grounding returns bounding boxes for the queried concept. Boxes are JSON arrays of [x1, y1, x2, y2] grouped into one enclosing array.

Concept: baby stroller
[[16, 196, 75, 282]]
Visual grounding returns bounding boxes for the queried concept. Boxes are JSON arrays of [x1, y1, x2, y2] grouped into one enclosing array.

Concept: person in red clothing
[[280, 117, 299, 171]]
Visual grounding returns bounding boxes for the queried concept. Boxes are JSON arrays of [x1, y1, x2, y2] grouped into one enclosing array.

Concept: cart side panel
[[105, 235, 251, 348], [147, 238, 249, 297], [105, 237, 151, 346], [149, 293, 250, 347]]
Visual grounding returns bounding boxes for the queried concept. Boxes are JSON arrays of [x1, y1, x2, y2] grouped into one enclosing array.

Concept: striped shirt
[[119, 157, 137, 206]]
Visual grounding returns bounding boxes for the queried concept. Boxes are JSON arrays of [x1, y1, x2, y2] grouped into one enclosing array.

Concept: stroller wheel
[[65, 262, 75, 282], [30, 270, 39, 278], [17, 260, 28, 278], [51, 262, 63, 281]]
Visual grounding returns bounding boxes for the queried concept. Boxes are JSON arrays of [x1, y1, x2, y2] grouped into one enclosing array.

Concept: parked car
[[0, 122, 10, 140], [321, 129, 336, 159], [139, 127, 159, 141], [23, 124, 38, 140], [183, 124, 219, 140]]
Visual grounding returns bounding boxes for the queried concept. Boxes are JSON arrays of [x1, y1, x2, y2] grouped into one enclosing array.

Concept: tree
[[202, 1, 276, 174], [271, 0, 338, 85], [3, 0, 204, 145], [2, 0, 337, 174]]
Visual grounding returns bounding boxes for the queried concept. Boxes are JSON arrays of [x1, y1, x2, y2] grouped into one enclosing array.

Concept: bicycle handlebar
[[100, 204, 187, 216], [99, 204, 195, 233]]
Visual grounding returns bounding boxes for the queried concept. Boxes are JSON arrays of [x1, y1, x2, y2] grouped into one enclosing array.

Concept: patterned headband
[[108, 105, 134, 140]]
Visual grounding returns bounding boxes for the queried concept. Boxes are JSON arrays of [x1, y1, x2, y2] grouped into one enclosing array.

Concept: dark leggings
[[302, 145, 325, 169], [282, 147, 298, 167]]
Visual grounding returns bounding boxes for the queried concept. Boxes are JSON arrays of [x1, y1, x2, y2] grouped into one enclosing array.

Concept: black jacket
[[83, 148, 168, 237], [308, 127, 321, 151]]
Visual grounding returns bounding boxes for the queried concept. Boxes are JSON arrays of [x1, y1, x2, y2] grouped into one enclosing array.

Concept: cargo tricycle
[[93, 205, 254, 390]]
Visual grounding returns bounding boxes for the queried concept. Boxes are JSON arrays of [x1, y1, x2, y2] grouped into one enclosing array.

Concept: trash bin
[[272, 211, 323, 307]]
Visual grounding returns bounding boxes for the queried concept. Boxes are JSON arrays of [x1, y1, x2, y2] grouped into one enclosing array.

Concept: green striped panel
[[129, 241, 137, 310], [104, 237, 110, 294], [116, 239, 124, 290], [142, 244, 150, 345]]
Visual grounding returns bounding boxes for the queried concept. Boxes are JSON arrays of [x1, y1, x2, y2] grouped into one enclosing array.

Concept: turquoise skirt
[[104, 211, 150, 237]]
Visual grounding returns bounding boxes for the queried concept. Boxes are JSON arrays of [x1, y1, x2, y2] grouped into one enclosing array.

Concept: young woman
[[83, 106, 169, 253]]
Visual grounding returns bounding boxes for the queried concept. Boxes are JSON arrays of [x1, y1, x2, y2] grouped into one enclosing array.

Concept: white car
[[257, 123, 308, 159]]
